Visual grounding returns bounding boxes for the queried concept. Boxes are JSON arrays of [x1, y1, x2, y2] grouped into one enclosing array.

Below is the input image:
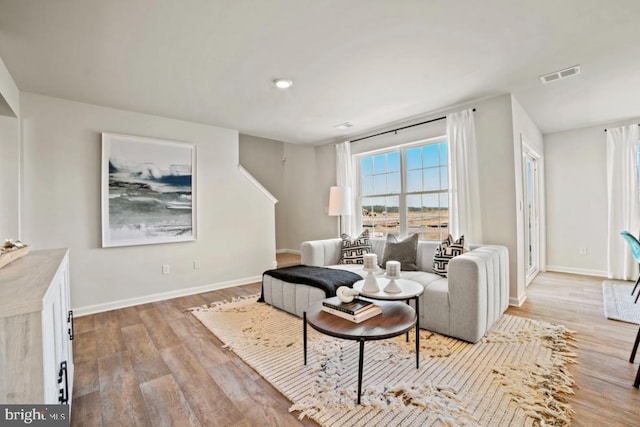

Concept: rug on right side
[[603, 280, 640, 324]]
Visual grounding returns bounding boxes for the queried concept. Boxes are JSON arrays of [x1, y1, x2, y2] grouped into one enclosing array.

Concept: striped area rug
[[191, 296, 576, 427]]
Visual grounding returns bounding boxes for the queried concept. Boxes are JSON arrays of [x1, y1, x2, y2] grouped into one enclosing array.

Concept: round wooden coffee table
[[303, 300, 417, 404], [353, 277, 424, 363]]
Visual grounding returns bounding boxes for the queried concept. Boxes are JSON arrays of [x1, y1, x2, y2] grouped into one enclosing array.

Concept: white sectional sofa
[[261, 238, 509, 343]]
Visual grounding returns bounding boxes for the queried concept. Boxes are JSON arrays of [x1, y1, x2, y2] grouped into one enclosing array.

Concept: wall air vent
[[539, 65, 581, 84], [334, 122, 354, 130]]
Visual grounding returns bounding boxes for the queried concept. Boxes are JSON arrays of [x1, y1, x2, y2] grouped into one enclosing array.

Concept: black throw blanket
[[258, 265, 362, 301]]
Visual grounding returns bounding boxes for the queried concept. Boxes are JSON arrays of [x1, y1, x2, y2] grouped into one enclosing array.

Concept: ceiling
[[1, 0, 639, 144]]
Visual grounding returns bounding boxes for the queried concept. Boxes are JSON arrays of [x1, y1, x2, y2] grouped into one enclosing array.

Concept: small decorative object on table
[[321, 296, 382, 323], [362, 253, 380, 293], [337, 286, 360, 303], [384, 260, 402, 293], [0, 239, 30, 269]]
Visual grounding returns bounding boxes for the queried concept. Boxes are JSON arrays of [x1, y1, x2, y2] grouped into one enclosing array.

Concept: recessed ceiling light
[[334, 122, 354, 130], [273, 78, 293, 89]]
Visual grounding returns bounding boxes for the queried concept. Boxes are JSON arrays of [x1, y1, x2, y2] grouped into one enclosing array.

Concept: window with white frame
[[358, 138, 449, 241]]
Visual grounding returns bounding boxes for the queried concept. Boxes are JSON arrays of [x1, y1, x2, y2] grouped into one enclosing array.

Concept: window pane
[[439, 191, 449, 209], [388, 172, 401, 193], [388, 152, 400, 172], [439, 192, 449, 240], [422, 144, 439, 168], [373, 154, 387, 174], [426, 193, 445, 241], [361, 176, 374, 196], [361, 157, 373, 176], [374, 175, 387, 194], [439, 142, 448, 165], [360, 196, 399, 237], [387, 196, 399, 211], [405, 193, 448, 241], [407, 194, 422, 236], [423, 168, 439, 191], [407, 194, 421, 210], [423, 193, 438, 209], [406, 147, 422, 170], [407, 170, 422, 192], [385, 196, 400, 235], [361, 197, 381, 235], [440, 166, 448, 190], [361, 197, 377, 211], [360, 140, 448, 241]]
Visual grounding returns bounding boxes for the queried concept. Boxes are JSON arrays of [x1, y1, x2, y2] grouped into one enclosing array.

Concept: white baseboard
[[73, 275, 262, 317], [276, 249, 301, 255], [509, 294, 527, 307], [546, 265, 608, 278]]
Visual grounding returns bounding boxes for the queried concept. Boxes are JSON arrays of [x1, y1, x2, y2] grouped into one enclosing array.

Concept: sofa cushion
[[433, 234, 466, 277], [339, 230, 372, 264], [380, 233, 419, 271]]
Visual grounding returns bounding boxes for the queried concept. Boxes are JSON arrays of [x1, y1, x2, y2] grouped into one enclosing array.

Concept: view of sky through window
[[359, 140, 449, 240]]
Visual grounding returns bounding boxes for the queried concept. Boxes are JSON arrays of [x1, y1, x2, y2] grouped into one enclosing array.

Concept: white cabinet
[[0, 249, 74, 405]]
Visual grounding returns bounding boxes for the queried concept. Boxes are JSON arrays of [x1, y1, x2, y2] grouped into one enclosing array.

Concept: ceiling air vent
[[539, 65, 581, 84]]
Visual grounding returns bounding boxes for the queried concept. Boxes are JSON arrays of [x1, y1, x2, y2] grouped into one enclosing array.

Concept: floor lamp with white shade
[[328, 186, 353, 236]]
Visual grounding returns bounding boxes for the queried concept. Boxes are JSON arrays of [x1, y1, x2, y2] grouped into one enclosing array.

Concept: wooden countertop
[[0, 248, 69, 318]]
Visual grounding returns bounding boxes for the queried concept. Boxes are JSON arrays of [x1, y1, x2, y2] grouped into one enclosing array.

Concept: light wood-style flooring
[[509, 272, 640, 425], [71, 256, 640, 426]]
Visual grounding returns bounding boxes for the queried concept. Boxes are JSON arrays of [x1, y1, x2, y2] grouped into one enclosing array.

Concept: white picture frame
[[101, 133, 197, 247]]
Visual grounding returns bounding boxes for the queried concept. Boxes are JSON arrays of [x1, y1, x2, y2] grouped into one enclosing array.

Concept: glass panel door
[[524, 152, 539, 284]]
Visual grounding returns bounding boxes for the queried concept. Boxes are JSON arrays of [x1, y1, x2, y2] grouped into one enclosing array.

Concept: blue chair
[[621, 231, 640, 387], [620, 231, 640, 303]]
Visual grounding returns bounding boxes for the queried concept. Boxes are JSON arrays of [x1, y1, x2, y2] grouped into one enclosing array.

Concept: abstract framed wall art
[[101, 133, 196, 247]]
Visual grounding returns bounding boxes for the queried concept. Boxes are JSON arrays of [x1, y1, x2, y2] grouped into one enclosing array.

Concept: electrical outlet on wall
[[193, 260, 200, 270], [579, 247, 588, 256], [162, 264, 170, 275]]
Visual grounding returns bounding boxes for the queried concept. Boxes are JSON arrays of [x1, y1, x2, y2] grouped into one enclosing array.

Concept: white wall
[[350, 119, 447, 156], [544, 124, 608, 276], [0, 116, 20, 239], [225, 93, 542, 306], [20, 92, 276, 313], [314, 142, 338, 238], [511, 95, 545, 303], [0, 56, 19, 118], [239, 134, 285, 249], [280, 94, 524, 303], [0, 55, 20, 240], [280, 143, 335, 250], [472, 95, 520, 302], [238, 135, 337, 252]]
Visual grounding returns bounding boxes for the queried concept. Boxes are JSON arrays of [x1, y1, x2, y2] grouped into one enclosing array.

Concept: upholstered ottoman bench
[[259, 265, 363, 317]]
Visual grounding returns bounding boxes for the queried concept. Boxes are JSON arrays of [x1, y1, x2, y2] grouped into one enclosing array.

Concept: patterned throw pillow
[[339, 230, 372, 264], [433, 234, 467, 277]]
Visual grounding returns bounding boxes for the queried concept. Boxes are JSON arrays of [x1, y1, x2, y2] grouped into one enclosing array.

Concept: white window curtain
[[446, 109, 483, 244], [336, 141, 357, 237], [606, 124, 640, 280]]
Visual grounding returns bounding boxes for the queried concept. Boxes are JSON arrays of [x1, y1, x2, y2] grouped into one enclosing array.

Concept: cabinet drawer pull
[[58, 361, 69, 404], [67, 310, 74, 341]]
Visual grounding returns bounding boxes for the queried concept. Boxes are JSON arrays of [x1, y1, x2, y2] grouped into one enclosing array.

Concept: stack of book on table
[[321, 296, 382, 323]]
